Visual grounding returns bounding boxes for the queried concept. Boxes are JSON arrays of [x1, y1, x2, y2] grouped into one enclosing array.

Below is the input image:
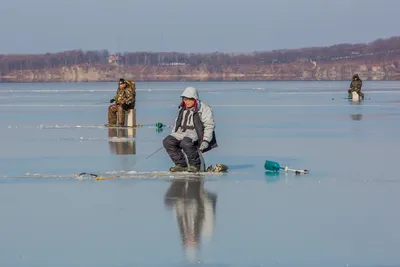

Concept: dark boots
[[169, 165, 187, 172], [164, 135, 201, 173], [187, 165, 200, 172], [169, 164, 200, 173]]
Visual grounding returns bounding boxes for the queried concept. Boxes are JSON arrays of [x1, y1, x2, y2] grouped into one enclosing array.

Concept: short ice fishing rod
[[77, 146, 165, 180], [138, 122, 171, 129], [106, 122, 173, 129]]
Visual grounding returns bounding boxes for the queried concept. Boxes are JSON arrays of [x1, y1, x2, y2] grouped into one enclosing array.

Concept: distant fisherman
[[163, 87, 218, 172], [348, 74, 364, 100], [107, 78, 136, 126]]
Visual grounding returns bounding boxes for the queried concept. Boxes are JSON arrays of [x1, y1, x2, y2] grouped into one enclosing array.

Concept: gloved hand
[[199, 141, 209, 151], [110, 98, 115, 103], [122, 103, 130, 110]]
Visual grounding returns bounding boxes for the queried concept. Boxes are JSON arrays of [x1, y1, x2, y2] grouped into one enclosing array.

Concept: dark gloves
[[122, 103, 130, 110], [110, 98, 115, 103]]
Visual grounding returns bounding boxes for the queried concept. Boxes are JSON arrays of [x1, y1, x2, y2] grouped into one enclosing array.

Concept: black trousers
[[163, 135, 200, 167]]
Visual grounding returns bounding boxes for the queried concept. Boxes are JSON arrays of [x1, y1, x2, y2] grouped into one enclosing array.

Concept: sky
[[0, 0, 399, 54]]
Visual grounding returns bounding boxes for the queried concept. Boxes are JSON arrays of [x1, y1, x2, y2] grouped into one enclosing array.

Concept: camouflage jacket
[[350, 79, 362, 90], [113, 80, 136, 105]]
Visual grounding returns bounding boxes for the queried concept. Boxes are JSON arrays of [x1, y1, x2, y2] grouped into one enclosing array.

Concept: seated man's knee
[[162, 136, 170, 148], [163, 135, 178, 148], [181, 137, 196, 149]]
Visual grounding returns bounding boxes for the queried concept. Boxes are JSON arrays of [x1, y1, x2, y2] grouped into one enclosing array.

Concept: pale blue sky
[[1, 0, 399, 54]]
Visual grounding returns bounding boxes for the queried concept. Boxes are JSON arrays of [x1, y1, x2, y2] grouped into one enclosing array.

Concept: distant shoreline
[[1, 35, 400, 82], [1, 79, 400, 83], [0, 60, 398, 82]]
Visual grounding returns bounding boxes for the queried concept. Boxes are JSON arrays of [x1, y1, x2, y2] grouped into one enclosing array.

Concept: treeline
[[1, 36, 400, 76]]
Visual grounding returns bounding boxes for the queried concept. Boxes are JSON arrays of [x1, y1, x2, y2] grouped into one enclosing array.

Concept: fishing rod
[[33, 122, 173, 129], [105, 122, 173, 129], [77, 146, 165, 180]]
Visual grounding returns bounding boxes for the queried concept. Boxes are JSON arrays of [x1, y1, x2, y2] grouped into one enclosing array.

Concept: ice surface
[[0, 81, 400, 266]]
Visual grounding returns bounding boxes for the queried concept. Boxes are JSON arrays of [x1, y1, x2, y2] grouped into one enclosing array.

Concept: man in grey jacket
[[163, 87, 218, 172]]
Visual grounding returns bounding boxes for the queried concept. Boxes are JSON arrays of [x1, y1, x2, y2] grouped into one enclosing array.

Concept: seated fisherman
[[348, 74, 364, 100], [107, 78, 136, 126], [162, 86, 218, 172]]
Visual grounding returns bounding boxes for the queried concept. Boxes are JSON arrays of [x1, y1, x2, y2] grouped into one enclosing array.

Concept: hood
[[181, 87, 199, 100], [352, 74, 360, 80]]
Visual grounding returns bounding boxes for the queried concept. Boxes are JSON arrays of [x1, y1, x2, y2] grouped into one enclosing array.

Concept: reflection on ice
[[164, 174, 217, 263]]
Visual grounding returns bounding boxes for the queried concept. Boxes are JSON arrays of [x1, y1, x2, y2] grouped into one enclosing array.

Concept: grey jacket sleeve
[[171, 107, 181, 133], [200, 104, 215, 143], [171, 116, 178, 133]]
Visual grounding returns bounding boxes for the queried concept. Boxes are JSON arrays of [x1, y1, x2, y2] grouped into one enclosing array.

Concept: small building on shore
[[108, 54, 123, 65]]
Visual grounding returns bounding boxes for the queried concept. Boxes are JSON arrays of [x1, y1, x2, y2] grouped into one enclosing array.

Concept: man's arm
[[201, 105, 215, 143], [111, 88, 119, 103], [123, 83, 136, 105], [171, 107, 183, 133], [171, 117, 178, 133]]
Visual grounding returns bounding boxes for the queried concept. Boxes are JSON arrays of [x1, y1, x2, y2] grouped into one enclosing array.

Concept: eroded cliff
[[2, 58, 400, 82]]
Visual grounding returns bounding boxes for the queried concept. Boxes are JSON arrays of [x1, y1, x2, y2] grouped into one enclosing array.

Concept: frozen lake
[[0, 80, 400, 267]]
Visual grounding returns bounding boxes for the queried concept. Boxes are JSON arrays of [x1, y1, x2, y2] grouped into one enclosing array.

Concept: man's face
[[119, 83, 126, 89], [183, 97, 196, 108]]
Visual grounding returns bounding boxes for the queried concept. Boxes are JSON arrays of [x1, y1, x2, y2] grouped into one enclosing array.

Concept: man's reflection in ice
[[164, 175, 217, 262]]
